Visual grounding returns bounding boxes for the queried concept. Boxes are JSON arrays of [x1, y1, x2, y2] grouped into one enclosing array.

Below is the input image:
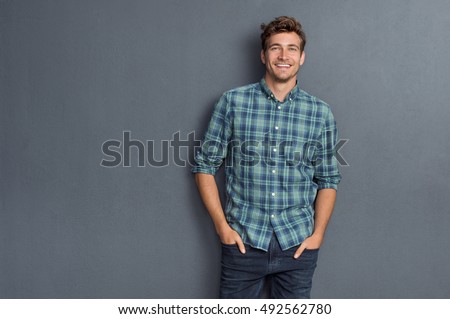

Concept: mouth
[[275, 63, 291, 69]]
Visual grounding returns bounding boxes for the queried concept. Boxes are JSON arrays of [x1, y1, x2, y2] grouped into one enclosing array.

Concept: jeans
[[219, 233, 319, 299]]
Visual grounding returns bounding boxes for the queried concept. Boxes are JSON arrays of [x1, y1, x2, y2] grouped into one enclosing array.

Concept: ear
[[300, 51, 305, 66], [260, 49, 266, 65]]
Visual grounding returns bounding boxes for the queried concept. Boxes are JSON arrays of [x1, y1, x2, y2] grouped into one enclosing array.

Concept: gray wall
[[1, 0, 449, 298]]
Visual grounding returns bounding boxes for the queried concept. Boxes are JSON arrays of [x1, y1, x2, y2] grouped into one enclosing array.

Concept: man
[[192, 16, 341, 298]]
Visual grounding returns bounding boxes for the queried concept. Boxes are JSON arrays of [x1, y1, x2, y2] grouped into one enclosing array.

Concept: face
[[261, 32, 305, 85]]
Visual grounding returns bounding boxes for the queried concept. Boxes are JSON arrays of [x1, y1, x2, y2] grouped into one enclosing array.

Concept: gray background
[[1, 0, 450, 298]]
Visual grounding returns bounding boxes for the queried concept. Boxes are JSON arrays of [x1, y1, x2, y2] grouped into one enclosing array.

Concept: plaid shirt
[[192, 78, 341, 251]]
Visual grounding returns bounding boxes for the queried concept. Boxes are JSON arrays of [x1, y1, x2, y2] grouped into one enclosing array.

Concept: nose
[[278, 48, 288, 60]]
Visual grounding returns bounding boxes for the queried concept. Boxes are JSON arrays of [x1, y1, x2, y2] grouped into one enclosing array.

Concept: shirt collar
[[259, 78, 301, 101]]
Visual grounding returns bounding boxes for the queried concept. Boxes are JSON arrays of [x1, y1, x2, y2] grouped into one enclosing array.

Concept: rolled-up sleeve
[[313, 107, 341, 190], [192, 94, 232, 175]]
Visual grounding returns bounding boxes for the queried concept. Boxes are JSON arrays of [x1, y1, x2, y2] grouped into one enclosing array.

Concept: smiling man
[[192, 16, 341, 299]]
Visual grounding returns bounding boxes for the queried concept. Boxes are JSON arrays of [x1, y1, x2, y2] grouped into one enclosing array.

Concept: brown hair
[[260, 16, 306, 52]]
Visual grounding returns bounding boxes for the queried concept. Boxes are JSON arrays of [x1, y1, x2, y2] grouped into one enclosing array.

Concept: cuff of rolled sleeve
[[191, 166, 218, 175], [317, 182, 339, 190]]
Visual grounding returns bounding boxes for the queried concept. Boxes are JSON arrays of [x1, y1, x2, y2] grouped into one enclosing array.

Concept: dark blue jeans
[[219, 234, 319, 299]]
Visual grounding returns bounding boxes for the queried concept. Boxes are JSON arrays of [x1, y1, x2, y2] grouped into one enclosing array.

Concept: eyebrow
[[268, 43, 301, 49]]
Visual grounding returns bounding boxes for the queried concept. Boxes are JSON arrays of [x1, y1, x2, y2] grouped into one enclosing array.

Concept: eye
[[270, 46, 281, 51], [289, 47, 298, 52]]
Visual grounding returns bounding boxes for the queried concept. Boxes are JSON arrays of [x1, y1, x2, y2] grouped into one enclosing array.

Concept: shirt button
[[272, 170, 276, 174], [271, 214, 275, 218], [271, 192, 276, 196], [275, 126, 279, 130], [273, 148, 277, 152], [277, 106, 281, 110]]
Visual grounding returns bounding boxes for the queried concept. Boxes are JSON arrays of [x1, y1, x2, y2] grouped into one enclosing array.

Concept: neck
[[264, 76, 297, 102]]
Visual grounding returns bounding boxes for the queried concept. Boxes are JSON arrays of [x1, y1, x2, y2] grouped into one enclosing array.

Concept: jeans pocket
[[221, 242, 238, 247], [221, 243, 241, 254], [304, 248, 320, 252]]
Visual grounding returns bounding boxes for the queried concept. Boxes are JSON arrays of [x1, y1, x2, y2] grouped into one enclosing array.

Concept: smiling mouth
[[275, 64, 291, 68]]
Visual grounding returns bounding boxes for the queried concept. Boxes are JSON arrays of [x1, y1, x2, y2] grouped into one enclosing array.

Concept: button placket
[[268, 95, 283, 205]]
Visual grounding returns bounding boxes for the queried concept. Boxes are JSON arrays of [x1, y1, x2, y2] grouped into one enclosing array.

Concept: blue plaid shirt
[[192, 78, 341, 251]]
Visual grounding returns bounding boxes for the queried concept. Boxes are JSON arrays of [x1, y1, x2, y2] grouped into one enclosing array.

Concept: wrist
[[215, 221, 231, 236], [310, 232, 324, 242]]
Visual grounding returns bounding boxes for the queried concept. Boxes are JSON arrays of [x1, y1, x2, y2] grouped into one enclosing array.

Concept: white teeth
[[276, 64, 290, 67]]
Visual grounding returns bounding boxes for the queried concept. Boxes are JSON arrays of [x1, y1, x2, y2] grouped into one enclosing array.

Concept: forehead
[[266, 32, 302, 47]]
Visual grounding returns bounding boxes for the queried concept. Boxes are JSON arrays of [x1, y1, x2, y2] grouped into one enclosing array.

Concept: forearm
[[194, 173, 230, 235], [313, 188, 337, 239], [293, 188, 337, 257]]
